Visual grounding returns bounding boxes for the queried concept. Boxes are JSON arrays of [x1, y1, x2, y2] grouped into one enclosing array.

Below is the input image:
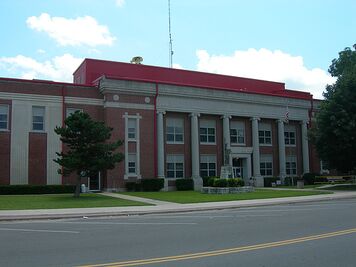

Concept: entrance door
[[89, 172, 101, 191], [232, 158, 244, 178]]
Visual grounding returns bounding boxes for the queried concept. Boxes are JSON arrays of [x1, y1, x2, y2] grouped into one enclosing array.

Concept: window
[[200, 120, 216, 144], [166, 154, 184, 178], [128, 154, 136, 174], [200, 155, 216, 177], [230, 121, 245, 144], [260, 154, 273, 176], [128, 118, 136, 140], [284, 125, 296, 146], [32, 106, 45, 131], [259, 123, 272, 145], [0, 105, 9, 130], [66, 108, 82, 118], [166, 118, 184, 143], [286, 155, 297, 176]]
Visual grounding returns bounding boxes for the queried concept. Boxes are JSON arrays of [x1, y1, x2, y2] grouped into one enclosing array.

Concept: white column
[[222, 115, 231, 165], [251, 117, 263, 186], [157, 111, 165, 179], [301, 120, 310, 174], [190, 113, 202, 190], [277, 119, 286, 182]]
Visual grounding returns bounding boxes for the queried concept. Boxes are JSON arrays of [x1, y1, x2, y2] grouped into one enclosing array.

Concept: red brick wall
[[0, 132, 10, 184], [28, 132, 47, 185]]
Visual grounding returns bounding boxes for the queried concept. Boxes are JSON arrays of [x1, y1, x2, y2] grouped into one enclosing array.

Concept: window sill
[[0, 129, 10, 132], [285, 144, 296, 147], [166, 142, 184, 145], [259, 144, 272, 147], [30, 131, 46, 134], [124, 174, 141, 179], [200, 143, 216, 145]]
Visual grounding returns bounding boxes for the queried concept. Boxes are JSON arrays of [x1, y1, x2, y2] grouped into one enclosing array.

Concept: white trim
[[104, 101, 154, 110], [0, 92, 103, 106], [0, 104, 9, 131], [122, 113, 142, 180]]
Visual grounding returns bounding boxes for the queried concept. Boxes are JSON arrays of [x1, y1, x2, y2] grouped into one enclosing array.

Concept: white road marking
[[0, 228, 79, 234], [47, 221, 197, 225]]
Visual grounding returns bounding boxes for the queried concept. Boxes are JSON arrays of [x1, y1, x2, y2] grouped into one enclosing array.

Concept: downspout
[[61, 85, 66, 184], [153, 83, 158, 178]]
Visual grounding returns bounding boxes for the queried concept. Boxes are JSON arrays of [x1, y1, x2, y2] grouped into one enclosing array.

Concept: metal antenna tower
[[168, 0, 173, 68]]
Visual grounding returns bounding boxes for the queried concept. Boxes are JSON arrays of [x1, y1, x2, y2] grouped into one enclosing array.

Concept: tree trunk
[[74, 176, 81, 197]]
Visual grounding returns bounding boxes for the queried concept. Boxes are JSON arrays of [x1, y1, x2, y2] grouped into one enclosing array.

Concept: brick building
[[0, 58, 321, 190]]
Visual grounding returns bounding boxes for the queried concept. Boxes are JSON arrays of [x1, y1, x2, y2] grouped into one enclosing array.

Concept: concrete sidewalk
[[1, 191, 356, 221]]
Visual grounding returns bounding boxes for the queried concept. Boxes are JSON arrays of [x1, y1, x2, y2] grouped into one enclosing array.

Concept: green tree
[[54, 111, 123, 197], [310, 44, 356, 173]]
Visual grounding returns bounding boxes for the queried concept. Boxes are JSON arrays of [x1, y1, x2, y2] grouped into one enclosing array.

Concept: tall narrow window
[[166, 155, 184, 178], [200, 120, 216, 144], [0, 105, 9, 130], [128, 118, 136, 140], [260, 154, 273, 176], [284, 125, 296, 146], [128, 154, 136, 174], [286, 155, 297, 176], [200, 155, 216, 177], [230, 121, 245, 144], [32, 106, 45, 131], [259, 123, 272, 145], [166, 117, 184, 143]]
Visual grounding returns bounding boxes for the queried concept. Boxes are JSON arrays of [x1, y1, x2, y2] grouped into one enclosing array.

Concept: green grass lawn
[[321, 184, 356, 191], [122, 189, 331, 204], [276, 184, 322, 189], [0, 193, 148, 210]]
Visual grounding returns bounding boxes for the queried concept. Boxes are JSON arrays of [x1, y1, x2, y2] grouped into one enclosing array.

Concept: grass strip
[[122, 189, 331, 204], [0, 193, 148, 210]]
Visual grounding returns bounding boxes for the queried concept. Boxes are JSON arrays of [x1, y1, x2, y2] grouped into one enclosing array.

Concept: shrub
[[236, 178, 245, 187], [202, 177, 211, 187], [141, 178, 164, 191], [0, 185, 76, 195], [175, 179, 194, 191], [303, 173, 317, 185], [227, 178, 238, 187], [125, 182, 137, 192], [213, 178, 228, 187], [208, 177, 218, 187], [264, 177, 278, 187]]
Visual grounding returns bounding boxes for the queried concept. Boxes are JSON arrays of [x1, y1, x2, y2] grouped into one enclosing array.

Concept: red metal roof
[[74, 58, 312, 100]]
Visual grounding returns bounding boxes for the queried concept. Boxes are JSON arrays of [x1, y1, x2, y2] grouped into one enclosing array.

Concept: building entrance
[[232, 158, 244, 178]]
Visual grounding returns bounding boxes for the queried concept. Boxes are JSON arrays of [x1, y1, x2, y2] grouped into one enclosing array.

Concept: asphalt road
[[1, 199, 356, 267]]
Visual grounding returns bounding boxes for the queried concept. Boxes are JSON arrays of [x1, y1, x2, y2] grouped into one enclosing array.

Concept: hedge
[[175, 179, 194, 191], [141, 179, 164, 191], [0, 185, 76, 195]]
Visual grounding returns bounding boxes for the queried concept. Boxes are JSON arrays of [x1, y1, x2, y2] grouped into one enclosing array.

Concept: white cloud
[[26, 13, 116, 47], [173, 63, 183, 69], [115, 0, 125, 7], [0, 54, 83, 82], [196, 48, 335, 99]]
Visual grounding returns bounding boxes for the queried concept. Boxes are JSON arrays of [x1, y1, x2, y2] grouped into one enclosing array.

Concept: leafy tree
[[54, 111, 123, 197], [310, 44, 356, 173]]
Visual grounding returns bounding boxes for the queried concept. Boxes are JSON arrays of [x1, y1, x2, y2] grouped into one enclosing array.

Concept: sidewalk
[[1, 191, 356, 221]]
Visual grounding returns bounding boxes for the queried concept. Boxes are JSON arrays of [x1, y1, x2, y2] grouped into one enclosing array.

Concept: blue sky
[[0, 0, 355, 98]]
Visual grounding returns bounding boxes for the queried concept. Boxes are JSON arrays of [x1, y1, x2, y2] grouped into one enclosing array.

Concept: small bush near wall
[[264, 177, 279, 187], [213, 178, 228, 187], [202, 177, 210, 187], [227, 178, 245, 187], [176, 179, 194, 191], [0, 185, 76, 195], [303, 173, 318, 185], [314, 176, 329, 183], [125, 182, 137, 192], [141, 179, 164, 192]]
